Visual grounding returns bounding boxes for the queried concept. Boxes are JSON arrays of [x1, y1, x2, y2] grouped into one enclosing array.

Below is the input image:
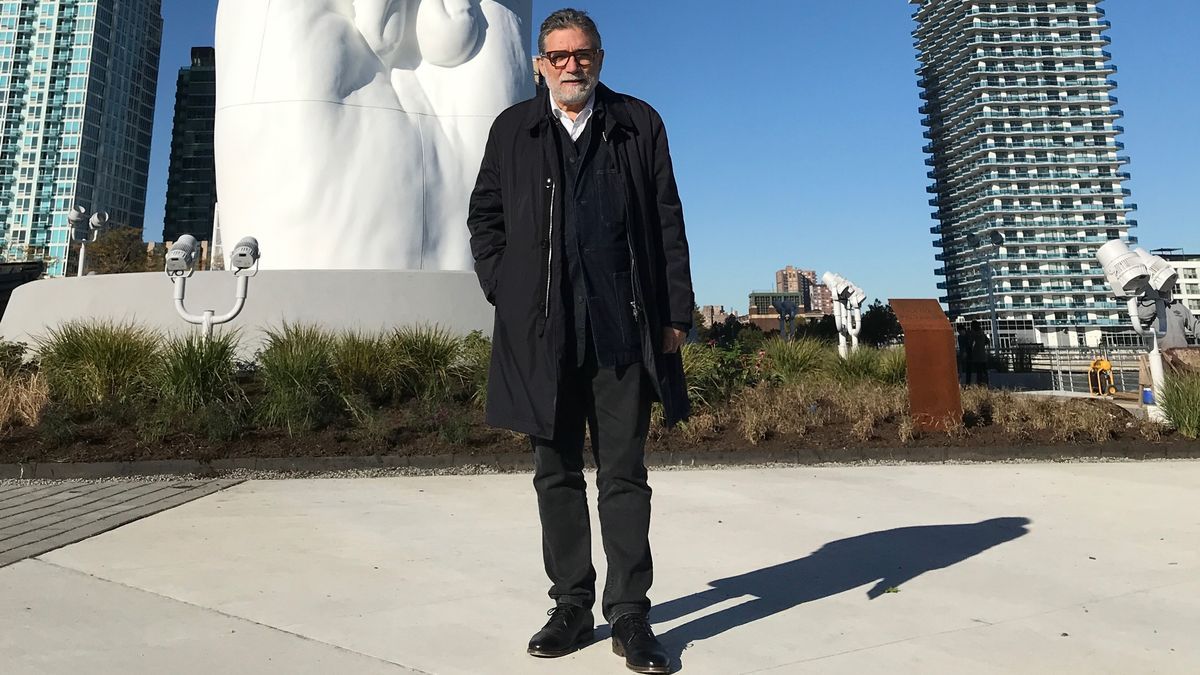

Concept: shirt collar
[[549, 91, 596, 125]]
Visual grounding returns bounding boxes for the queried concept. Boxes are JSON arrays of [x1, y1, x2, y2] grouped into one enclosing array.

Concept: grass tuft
[[256, 323, 339, 435], [35, 320, 161, 416], [1160, 370, 1200, 439]]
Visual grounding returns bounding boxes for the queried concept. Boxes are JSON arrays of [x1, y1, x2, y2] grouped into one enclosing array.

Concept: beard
[[550, 73, 597, 107]]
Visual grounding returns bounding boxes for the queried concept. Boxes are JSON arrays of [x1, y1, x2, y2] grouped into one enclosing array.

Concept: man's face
[[538, 27, 603, 108]]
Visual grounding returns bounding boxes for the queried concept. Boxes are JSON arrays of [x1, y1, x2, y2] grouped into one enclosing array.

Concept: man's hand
[[662, 327, 687, 354]]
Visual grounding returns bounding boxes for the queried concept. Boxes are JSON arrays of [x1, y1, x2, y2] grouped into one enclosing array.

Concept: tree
[[858, 299, 904, 347], [145, 243, 166, 273], [793, 314, 838, 342], [85, 226, 151, 274]]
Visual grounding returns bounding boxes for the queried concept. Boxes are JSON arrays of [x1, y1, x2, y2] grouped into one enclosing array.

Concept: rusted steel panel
[[891, 299, 963, 432]]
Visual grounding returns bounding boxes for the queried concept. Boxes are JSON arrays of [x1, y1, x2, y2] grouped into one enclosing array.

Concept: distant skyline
[[144, 1, 1198, 312]]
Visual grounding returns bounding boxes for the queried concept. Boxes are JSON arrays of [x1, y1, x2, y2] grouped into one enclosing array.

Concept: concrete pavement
[[2, 462, 1198, 674]]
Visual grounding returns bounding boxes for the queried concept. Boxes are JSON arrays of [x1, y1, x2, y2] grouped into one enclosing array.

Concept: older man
[[467, 8, 693, 674]]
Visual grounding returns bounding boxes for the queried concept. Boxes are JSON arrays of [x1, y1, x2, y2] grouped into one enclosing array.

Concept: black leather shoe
[[612, 614, 671, 674], [527, 605, 595, 658]]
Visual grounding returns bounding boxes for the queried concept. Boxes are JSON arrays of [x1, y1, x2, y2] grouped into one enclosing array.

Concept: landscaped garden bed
[[1, 322, 1198, 469]]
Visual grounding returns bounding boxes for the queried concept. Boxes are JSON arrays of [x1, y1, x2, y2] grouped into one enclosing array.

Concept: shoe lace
[[545, 605, 577, 629], [618, 614, 655, 639]]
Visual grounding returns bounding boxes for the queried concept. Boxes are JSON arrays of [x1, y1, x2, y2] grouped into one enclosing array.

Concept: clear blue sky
[[146, 0, 1199, 312]]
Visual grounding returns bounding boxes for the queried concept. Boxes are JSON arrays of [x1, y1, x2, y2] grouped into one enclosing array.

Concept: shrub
[[459, 330, 492, 407], [829, 347, 882, 384], [0, 371, 49, 433], [0, 340, 29, 376], [390, 325, 465, 402], [331, 331, 396, 406], [876, 347, 908, 386], [761, 338, 830, 385], [154, 332, 247, 441], [1160, 370, 1200, 439], [36, 320, 161, 415], [682, 343, 755, 408], [256, 323, 339, 435]]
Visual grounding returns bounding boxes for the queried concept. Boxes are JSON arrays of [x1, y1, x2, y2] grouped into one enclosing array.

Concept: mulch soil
[[3, 399, 1198, 467]]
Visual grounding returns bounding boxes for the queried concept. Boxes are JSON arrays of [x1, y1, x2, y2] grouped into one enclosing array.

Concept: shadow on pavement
[[647, 517, 1032, 671]]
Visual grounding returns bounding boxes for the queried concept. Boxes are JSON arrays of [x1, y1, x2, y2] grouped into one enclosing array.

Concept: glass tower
[[911, 0, 1137, 348], [0, 0, 162, 277], [162, 46, 214, 245]]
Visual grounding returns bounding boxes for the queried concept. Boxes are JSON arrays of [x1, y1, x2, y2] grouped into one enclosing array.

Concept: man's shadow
[[609, 517, 1031, 671]]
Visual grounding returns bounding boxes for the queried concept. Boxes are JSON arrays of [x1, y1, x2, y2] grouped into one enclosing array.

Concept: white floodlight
[[68, 205, 89, 242], [229, 236, 260, 272], [1133, 248, 1178, 296], [88, 211, 109, 231], [165, 234, 199, 278], [1097, 239, 1149, 297], [166, 233, 260, 341]]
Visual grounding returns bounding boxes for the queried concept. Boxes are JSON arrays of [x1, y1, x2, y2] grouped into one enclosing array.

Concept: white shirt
[[549, 91, 596, 142]]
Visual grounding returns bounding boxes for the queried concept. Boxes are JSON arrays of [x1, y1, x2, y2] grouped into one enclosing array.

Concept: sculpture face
[[214, 0, 533, 271]]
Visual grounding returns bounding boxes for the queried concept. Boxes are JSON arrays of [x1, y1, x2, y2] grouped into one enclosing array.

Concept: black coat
[[468, 83, 695, 438]]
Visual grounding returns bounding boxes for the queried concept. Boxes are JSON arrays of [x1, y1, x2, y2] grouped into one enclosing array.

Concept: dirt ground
[[3, 401, 1197, 466]]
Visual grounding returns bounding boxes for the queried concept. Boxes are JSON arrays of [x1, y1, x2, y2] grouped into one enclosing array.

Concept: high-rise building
[[0, 0, 162, 277], [912, 0, 1136, 348], [163, 46, 215, 244], [775, 265, 833, 315]]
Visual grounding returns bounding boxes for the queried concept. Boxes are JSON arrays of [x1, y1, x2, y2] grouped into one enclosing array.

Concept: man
[[1136, 293, 1198, 350], [467, 8, 693, 674], [956, 322, 971, 385], [966, 320, 990, 386]]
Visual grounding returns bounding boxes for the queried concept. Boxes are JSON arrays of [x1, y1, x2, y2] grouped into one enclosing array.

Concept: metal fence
[[989, 344, 1143, 394]]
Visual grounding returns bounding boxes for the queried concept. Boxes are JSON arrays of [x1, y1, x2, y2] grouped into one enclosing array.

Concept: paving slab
[[4, 462, 1199, 674], [0, 480, 241, 568]]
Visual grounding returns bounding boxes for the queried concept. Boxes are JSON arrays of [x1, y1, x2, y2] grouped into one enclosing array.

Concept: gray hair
[[537, 8, 602, 54]]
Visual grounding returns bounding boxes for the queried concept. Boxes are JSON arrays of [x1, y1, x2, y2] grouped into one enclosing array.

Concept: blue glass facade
[[911, 0, 1137, 347], [0, 0, 161, 277]]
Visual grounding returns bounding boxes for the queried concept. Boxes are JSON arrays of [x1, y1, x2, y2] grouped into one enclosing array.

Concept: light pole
[[68, 206, 108, 276], [165, 234, 261, 341], [1097, 239, 1176, 423], [966, 230, 1005, 351]]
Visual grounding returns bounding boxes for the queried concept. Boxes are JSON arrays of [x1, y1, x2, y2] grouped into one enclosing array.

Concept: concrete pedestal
[[0, 270, 494, 356]]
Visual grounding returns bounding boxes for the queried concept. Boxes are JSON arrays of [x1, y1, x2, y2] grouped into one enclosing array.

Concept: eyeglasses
[[540, 49, 600, 69]]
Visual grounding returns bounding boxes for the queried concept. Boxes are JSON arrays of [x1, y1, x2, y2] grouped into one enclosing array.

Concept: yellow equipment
[[1088, 358, 1117, 396]]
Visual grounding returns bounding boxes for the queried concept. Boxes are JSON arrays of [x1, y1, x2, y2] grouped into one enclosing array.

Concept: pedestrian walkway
[[1, 463, 1198, 674], [0, 480, 240, 568]]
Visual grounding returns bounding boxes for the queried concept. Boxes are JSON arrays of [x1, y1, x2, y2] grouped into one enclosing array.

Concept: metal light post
[[68, 206, 109, 276], [967, 230, 1005, 350], [165, 234, 260, 341], [1097, 239, 1176, 423]]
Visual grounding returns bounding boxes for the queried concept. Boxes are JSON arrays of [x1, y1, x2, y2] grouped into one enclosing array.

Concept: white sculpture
[[214, 0, 533, 271]]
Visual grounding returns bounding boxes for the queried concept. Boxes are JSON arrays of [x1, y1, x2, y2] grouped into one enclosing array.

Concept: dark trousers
[[531, 335, 653, 623], [967, 361, 989, 386]]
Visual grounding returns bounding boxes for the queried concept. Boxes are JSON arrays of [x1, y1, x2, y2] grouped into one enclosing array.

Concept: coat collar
[[524, 82, 634, 137]]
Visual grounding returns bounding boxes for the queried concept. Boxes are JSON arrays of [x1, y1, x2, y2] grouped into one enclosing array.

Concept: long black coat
[[467, 83, 694, 439]]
